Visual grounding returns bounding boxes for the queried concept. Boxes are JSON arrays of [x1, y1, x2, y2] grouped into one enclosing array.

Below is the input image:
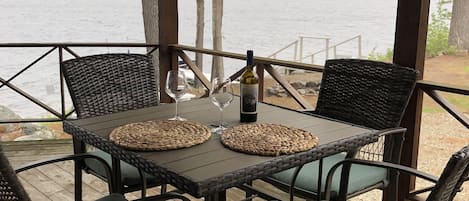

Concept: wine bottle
[[240, 50, 258, 122]]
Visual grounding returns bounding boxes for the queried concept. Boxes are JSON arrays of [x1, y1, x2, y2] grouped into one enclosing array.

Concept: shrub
[[368, 48, 393, 62], [426, 0, 457, 57], [369, 0, 457, 60]]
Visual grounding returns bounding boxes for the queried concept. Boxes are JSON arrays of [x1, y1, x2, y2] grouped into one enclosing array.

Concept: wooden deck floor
[[3, 140, 300, 201]]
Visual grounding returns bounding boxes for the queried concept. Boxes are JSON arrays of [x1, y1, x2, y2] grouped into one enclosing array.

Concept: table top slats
[[64, 98, 380, 198]]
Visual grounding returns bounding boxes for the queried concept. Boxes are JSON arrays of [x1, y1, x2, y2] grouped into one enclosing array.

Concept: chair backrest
[[62, 53, 159, 118], [427, 145, 469, 201], [0, 144, 31, 201], [316, 59, 418, 130]]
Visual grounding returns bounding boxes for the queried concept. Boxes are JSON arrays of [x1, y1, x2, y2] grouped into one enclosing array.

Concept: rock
[[20, 124, 57, 140], [306, 81, 319, 88], [306, 88, 318, 95], [297, 89, 307, 95], [266, 87, 278, 96], [276, 93, 288, 97], [0, 105, 22, 132], [1, 129, 23, 141], [14, 135, 45, 141], [290, 82, 305, 89]]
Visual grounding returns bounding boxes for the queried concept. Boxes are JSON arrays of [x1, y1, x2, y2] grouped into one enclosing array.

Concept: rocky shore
[[0, 105, 68, 141]]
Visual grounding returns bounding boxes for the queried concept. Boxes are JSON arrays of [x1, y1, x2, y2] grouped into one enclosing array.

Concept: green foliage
[[426, 0, 457, 57], [464, 66, 469, 72], [368, 48, 393, 62], [369, 0, 458, 59], [448, 95, 469, 111]]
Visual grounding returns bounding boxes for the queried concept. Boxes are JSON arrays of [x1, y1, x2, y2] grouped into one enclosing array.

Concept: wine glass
[[210, 78, 234, 134], [165, 70, 187, 121]]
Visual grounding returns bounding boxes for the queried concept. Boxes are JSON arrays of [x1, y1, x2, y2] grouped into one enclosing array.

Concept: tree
[[426, 0, 455, 57], [449, 0, 469, 50], [195, 0, 204, 87], [211, 0, 224, 81], [141, 0, 160, 91]]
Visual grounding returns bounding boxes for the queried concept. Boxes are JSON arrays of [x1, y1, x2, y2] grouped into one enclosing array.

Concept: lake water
[[0, 0, 434, 117]]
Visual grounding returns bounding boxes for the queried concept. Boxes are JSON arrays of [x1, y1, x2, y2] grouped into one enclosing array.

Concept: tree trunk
[[211, 0, 224, 81], [449, 0, 469, 50], [142, 0, 160, 98], [195, 0, 205, 87]]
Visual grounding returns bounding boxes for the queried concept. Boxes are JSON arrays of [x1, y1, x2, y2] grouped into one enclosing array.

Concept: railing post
[[293, 41, 298, 62], [333, 46, 337, 59], [358, 35, 362, 59], [256, 63, 265, 102], [58, 46, 65, 120], [299, 37, 304, 63], [325, 38, 330, 60]]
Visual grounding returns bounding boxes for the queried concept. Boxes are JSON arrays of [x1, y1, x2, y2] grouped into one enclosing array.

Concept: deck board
[[5, 140, 297, 201], [11, 160, 299, 200]]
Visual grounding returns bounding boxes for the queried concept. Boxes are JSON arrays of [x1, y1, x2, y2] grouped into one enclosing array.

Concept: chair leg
[[111, 156, 123, 193], [160, 184, 167, 194], [73, 137, 85, 201], [382, 170, 399, 201], [245, 181, 253, 198], [205, 191, 227, 201], [74, 161, 83, 201], [138, 169, 147, 198]]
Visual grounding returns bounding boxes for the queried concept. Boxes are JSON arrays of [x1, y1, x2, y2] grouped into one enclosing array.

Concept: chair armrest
[[376, 127, 407, 138], [324, 158, 439, 200], [15, 153, 110, 174], [345, 127, 407, 159], [297, 108, 316, 113], [15, 153, 114, 192]]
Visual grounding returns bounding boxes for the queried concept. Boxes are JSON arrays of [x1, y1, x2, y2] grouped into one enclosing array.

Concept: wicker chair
[[242, 59, 418, 200], [0, 143, 190, 201], [61, 53, 162, 199], [325, 145, 469, 201]]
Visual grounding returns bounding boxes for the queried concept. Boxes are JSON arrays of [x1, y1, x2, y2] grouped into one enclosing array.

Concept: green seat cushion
[[84, 149, 161, 188], [96, 194, 127, 201], [269, 153, 388, 196]]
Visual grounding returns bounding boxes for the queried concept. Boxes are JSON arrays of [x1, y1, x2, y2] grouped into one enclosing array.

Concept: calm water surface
[[0, 0, 412, 117]]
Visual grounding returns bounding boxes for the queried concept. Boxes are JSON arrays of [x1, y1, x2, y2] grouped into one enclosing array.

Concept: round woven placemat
[[221, 123, 319, 156], [109, 120, 211, 151]]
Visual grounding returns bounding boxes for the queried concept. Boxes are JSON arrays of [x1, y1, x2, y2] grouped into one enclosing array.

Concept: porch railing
[[0, 43, 158, 123], [172, 44, 468, 129], [0, 42, 467, 199], [0, 43, 467, 130]]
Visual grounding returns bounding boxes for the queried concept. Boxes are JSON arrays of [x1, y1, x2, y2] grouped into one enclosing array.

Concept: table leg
[[204, 191, 227, 201]]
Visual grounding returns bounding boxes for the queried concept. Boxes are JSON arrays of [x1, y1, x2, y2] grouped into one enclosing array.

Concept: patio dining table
[[63, 97, 387, 201]]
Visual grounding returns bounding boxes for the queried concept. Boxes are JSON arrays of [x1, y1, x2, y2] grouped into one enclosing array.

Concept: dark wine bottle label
[[240, 83, 258, 114]]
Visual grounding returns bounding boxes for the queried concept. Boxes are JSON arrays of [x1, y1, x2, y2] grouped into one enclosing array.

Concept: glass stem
[[175, 100, 179, 118], [219, 109, 224, 130]]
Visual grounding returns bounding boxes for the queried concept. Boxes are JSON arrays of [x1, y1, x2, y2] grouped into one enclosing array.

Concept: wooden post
[[392, 0, 430, 200], [256, 63, 265, 102], [158, 0, 179, 103]]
